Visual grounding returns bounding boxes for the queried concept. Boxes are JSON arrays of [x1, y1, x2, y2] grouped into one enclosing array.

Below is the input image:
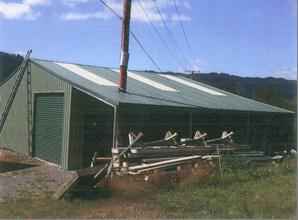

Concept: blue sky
[[0, 0, 296, 79]]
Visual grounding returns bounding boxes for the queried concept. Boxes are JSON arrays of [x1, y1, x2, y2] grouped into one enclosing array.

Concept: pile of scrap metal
[[271, 148, 297, 163], [53, 129, 294, 200], [92, 130, 247, 179]]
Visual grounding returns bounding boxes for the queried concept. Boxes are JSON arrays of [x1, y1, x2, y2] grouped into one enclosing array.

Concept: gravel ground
[[0, 148, 74, 200]]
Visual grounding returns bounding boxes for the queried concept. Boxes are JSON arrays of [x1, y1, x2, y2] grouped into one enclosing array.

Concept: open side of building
[[0, 59, 295, 170]]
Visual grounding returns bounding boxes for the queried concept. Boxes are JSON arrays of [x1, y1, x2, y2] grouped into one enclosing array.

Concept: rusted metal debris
[[53, 129, 284, 200], [105, 130, 237, 179]]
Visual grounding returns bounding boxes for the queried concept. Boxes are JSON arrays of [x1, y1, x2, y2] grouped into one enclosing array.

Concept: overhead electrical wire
[[98, 0, 162, 71], [152, 0, 192, 69], [136, 0, 182, 70], [99, 0, 192, 107], [133, 2, 175, 70], [135, 0, 191, 105], [173, 0, 196, 62], [127, 1, 190, 107], [130, 32, 162, 71], [152, 0, 185, 67]]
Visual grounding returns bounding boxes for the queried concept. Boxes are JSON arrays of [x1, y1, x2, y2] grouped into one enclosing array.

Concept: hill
[[0, 51, 296, 111], [162, 71, 296, 111], [0, 51, 23, 83]]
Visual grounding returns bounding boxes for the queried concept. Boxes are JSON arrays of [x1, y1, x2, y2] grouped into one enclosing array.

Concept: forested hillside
[[164, 71, 297, 111], [0, 51, 23, 83], [0, 51, 296, 111]]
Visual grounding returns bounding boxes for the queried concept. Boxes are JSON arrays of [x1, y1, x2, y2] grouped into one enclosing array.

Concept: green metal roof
[[31, 59, 293, 113]]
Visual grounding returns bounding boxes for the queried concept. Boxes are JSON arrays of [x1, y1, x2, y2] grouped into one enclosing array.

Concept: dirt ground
[[0, 148, 167, 218], [0, 148, 74, 201], [0, 147, 295, 218]]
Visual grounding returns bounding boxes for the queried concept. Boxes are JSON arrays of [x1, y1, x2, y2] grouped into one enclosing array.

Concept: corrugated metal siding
[[31, 63, 72, 169], [67, 89, 85, 170], [33, 94, 64, 165], [68, 88, 114, 170], [0, 69, 28, 154], [0, 62, 72, 169]]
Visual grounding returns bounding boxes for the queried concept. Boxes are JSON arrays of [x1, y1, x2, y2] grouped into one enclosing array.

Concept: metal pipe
[[112, 106, 117, 148], [128, 155, 201, 171], [127, 161, 187, 174], [188, 110, 193, 137]]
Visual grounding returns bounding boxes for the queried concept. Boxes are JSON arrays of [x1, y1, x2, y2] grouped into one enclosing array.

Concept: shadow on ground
[[0, 161, 39, 173]]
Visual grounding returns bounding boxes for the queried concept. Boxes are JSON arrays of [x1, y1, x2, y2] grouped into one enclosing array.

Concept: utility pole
[[116, 0, 132, 148], [185, 70, 200, 80], [119, 0, 132, 92]]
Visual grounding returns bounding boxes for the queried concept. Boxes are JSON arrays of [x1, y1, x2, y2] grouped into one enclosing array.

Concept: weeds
[[152, 157, 296, 218], [0, 157, 296, 218]]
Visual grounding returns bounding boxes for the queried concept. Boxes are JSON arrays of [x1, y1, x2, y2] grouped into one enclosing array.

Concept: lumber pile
[[102, 130, 231, 178], [53, 128, 280, 200]]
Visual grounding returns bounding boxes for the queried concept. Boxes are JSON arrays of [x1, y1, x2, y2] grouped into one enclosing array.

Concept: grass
[[154, 157, 296, 218], [0, 156, 296, 218]]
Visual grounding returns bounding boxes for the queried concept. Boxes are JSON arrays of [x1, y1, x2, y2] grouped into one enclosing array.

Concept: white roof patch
[[159, 75, 226, 96], [55, 62, 117, 87], [112, 69, 177, 92]]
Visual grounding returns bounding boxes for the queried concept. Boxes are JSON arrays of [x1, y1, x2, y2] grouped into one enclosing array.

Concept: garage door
[[33, 93, 64, 165]]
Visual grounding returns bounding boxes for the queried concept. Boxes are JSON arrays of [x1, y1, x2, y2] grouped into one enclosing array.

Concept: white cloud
[[62, 0, 192, 23], [0, 2, 30, 19], [181, 1, 191, 10], [61, 0, 165, 22], [274, 67, 297, 80], [0, 0, 49, 20], [62, 0, 88, 7], [171, 14, 191, 22], [130, 1, 167, 23], [23, 0, 50, 6], [134, 0, 191, 22], [185, 58, 207, 72], [63, 11, 112, 21]]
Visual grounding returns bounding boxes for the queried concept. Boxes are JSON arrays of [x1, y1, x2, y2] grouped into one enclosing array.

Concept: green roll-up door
[[33, 93, 64, 165]]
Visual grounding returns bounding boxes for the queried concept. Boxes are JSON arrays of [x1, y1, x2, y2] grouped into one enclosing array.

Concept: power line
[[152, 0, 184, 65], [152, 0, 192, 68], [135, 0, 191, 105], [136, 0, 182, 70], [130, 32, 162, 71], [99, 0, 121, 19], [98, 0, 192, 106], [173, 0, 196, 62], [133, 2, 175, 70], [98, 0, 162, 71]]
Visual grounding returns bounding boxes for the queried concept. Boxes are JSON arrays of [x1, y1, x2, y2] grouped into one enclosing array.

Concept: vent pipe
[[119, 0, 132, 92]]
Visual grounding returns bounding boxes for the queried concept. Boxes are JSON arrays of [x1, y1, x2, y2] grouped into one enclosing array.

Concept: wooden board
[[52, 165, 107, 200], [52, 171, 79, 201]]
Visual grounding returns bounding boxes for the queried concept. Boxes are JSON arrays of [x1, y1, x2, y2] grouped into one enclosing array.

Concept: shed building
[[0, 59, 295, 170]]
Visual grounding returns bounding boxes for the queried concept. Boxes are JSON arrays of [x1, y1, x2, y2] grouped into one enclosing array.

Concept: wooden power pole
[[119, 0, 132, 92], [115, 0, 132, 148]]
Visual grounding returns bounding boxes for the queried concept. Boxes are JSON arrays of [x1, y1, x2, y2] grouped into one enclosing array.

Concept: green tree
[[252, 86, 294, 111]]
